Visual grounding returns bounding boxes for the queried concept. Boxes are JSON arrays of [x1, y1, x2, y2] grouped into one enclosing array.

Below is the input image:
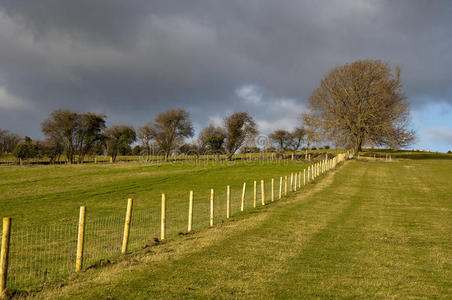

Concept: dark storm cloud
[[0, 0, 451, 138]]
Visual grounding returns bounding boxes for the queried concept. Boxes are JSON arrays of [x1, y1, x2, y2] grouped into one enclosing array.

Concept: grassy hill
[[20, 155, 451, 299]]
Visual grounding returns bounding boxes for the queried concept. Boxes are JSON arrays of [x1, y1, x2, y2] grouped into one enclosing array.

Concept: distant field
[[360, 149, 452, 160], [0, 159, 310, 228], [0, 149, 339, 164], [29, 155, 452, 299]]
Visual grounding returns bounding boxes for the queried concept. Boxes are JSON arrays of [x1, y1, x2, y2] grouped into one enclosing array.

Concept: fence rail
[[0, 153, 348, 294]]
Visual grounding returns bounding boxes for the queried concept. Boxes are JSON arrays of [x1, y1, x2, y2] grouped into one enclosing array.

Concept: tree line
[[2, 108, 312, 163], [0, 60, 415, 163], [1, 109, 258, 163]]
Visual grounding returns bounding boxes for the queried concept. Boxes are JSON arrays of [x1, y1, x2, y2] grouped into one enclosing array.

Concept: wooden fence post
[[0, 217, 11, 295], [210, 189, 214, 227], [227, 185, 231, 218], [294, 173, 297, 191], [75, 207, 86, 272], [271, 178, 274, 202], [295, 171, 301, 189], [188, 191, 194, 232], [290, 173, 293, 192], [307, 166, 310, 182], [161, 194, 166, 240], [261, 180, 265, 206], [304, 169, 306, 185], [284, 176, 288, 195], [241, 182, 246, 212], [253, 181, 257, 208], [279, 177, 282, 200], [121, 198, 133, 254], [298, 171, 301, 188]]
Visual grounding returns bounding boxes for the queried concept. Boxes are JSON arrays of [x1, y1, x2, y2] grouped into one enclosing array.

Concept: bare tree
[[0, 129, 21, 155], [105, 125, 136, 162], [269, 127, 306, 159], [41, 110, 79, 163], [287, 127, 306, 159], [149, 109, 194, 161], [42, 110, 106, 163], [269, 129, 291, 153], [303, 60, 415, 154], [137, 123, 154, 161], [300, 115, 321, 159], [223, 112, 257, 160]]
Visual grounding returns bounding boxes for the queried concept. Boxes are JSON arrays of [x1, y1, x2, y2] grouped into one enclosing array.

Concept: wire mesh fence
[[1, 153, 348, 292], [8, 223, 78, 289]]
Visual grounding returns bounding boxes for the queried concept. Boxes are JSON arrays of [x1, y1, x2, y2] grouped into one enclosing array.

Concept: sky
[[0, 0, 451, 152]]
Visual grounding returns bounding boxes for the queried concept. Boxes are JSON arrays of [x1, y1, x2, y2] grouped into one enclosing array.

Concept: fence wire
[[8, 223, 77, 289]]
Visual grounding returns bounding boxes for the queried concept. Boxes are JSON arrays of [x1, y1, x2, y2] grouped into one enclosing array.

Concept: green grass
[[360, 149, 452, 160], [24, 156, 452, 299], [0, 149, 339, 165], [0, 160, 309, 227], [1, 158, 315, 290]]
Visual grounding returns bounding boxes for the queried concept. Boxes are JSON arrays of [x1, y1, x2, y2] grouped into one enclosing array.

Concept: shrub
[[241, 146, 260, 153]]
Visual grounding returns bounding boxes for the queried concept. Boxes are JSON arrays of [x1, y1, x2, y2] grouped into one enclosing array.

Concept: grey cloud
[[0, 0, 451, 139], [427, 127, 452, 145]]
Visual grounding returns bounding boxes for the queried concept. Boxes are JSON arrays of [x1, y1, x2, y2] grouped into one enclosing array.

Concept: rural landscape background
[[0, 1, 451, 299]]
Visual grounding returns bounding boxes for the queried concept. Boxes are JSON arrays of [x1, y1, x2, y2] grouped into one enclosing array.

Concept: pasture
[[22, 155, 452, 299], [1, 157, 316, 290], [0, 159, 310, 227]]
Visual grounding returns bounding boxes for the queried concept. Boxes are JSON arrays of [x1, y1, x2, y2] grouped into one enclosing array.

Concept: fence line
[[0, 150, 340, 166], [0, 152, 349, 293]]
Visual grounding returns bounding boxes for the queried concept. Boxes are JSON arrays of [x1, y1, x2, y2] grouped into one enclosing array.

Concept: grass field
[[360, 149, 452, 160], [20, 156, 452, 299], [1, 158, 317, 290], [0, 159, 310, 227]]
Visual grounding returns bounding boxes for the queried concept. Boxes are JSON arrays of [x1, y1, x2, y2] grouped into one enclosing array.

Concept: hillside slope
[[28, 159, 452, 299]]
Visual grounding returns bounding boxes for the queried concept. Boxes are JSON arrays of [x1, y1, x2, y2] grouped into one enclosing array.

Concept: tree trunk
[[354, 138, 363, 154], [227, 152, 233, 161]]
